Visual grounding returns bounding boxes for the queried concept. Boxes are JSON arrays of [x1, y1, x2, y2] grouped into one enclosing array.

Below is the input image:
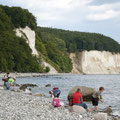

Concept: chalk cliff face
[[15, 26, 57, 73], [15, 26, 38, 56], [69, 51, 120, 74]]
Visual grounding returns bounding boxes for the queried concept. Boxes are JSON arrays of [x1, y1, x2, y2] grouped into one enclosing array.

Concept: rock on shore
[[68, 86, 96, 101], [0, 90, 114, 120]]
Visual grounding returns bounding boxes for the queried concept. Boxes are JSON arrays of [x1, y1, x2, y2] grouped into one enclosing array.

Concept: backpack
[[69, 98, 73, 106]]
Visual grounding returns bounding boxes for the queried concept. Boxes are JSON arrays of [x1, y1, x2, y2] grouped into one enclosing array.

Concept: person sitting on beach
[[11, 76, 16, 86], [73, 88, 92, 112], [8, 77, 15, 87], [92, 87, 104, 111], [2, 72, 10, 90], [49, 87, 61, 98]]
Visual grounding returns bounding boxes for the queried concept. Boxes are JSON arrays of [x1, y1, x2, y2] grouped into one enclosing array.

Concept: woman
[[73, 88, 92, 112]]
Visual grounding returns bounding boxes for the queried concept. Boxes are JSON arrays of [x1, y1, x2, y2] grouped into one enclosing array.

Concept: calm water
[[16, 74, 120, 116]]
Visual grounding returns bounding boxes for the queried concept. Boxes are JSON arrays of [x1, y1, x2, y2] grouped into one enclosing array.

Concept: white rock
[[94, 113, 107, 120], [15, 26, 38, 56], [60, 101, 64, 106], [24, 88, 31, 94], [0, 86, 4, 90], [71, 105, 86, 114]]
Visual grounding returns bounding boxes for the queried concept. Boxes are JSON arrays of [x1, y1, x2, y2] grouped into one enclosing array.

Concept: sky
[[0, 0, 120, 43]]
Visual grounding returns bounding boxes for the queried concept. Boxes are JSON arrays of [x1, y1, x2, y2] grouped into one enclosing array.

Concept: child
[[92, 87, 104, 111], [51, 88, 61, 107], [49, 87, 61, 98], [52, 97, 60, 107], [2, 73, 10, 90]]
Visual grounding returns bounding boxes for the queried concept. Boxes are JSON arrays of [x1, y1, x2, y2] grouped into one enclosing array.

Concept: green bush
[[45, 66, 50, 73]]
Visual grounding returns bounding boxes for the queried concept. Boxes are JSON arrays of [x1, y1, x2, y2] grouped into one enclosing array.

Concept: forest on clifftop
[[0, 5, 120, 73]]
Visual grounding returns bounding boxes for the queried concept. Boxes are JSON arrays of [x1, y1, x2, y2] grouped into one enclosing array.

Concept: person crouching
[[51, 88, 61, 107], [52, 97, 60, 107]]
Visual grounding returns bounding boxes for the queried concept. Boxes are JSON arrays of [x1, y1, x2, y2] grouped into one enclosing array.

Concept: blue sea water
[[16, 74, 120, 116]]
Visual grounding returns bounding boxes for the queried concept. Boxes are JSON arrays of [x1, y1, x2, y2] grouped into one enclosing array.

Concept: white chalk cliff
[[70, 50, 120, 74], [15, 26, 57, 73], [15, 26, 38, 56]]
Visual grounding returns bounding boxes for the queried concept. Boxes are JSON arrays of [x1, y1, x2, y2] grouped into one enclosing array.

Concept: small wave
[[112, 111, 120, 117]]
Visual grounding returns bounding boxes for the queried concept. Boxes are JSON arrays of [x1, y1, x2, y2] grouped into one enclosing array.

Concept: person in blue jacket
[[49, 87, 61, 98]]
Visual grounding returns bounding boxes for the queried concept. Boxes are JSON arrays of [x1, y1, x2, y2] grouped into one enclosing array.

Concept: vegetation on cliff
[[0, 5, 72, 73], [0, 5, 42, 72], [38, 27, 120, 53], [1, 5, 120, 73]]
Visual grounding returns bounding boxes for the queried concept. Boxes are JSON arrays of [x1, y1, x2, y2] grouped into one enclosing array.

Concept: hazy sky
[[0, 0, 120, 43]]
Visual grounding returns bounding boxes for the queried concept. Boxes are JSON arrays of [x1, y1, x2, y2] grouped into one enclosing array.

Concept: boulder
[[114, 117, 119, 120], [104, 106, 112, 114], [14, 83, 20, 87], [68, 86, 96, 101], [94, 113, 107, 120], [71, 105, 86, 114], [45, 84, 51, 87], [19, 84, 38, 91]]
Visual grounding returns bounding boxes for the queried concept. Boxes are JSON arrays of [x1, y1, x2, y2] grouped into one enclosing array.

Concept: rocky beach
[[0, 73, 120, 120], [0, 87, 117, 120]]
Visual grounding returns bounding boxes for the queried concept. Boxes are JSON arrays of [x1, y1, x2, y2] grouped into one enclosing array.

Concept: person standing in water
[[92, 87, 104, 111]]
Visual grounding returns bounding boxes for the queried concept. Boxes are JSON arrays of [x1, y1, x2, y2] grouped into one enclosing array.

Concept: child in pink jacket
[[52, 98, 60, 107]]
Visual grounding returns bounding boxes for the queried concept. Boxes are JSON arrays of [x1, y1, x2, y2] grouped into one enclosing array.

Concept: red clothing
[[73, 91, 83, 104]]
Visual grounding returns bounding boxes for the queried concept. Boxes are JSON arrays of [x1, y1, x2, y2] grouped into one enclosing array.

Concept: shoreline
[[0, 72, 63, 79], [0, 72, 120, 79]]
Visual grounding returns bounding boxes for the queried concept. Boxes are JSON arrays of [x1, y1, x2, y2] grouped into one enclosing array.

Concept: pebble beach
[[0, 89, 115, 120], [0, 73, 119, 120]]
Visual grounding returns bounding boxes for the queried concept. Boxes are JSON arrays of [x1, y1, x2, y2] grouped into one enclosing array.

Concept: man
[[73, 88, 92, 112]]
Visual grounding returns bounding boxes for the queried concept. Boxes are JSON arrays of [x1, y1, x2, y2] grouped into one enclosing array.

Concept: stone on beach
[[68, 86, 96, 101], [114, 116, 119, 120], [45, 84, 51, 87], [71, 105, 86, 114], [34, 93, 45, 96], [104, 106, 112, 114], [0, 86, 4, 90], [19, 84, 38, 91], [94, 113, 107, 120]]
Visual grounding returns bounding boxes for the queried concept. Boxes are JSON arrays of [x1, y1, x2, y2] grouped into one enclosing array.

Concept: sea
[[16, 74, 120, 116]]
